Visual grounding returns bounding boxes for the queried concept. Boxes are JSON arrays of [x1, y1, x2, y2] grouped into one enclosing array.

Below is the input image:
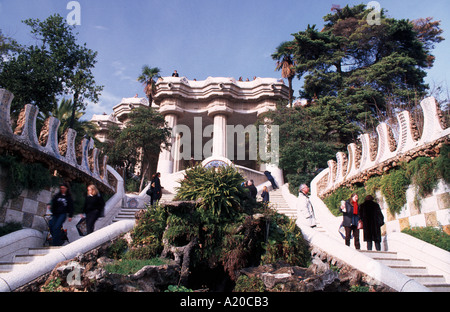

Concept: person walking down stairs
[[296, 184, 316, 228]]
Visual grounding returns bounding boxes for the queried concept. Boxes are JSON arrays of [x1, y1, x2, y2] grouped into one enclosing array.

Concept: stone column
[[157, 113, 178, 174], [212, 114, 227, 158], [261, 117, 284, 186]]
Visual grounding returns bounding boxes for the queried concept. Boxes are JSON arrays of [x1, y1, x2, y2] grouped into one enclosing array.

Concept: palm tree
[[38, 98, 97, 139], [272, 41, 296, 107], [137, 65, 161, 106]]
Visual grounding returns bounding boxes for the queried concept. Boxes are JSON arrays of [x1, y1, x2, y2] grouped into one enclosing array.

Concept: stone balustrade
[[316, 97, 450, 197], [0, 88, 116, 193]]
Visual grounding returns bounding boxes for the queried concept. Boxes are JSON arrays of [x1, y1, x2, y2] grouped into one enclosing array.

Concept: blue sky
[[0, 0, 449, 120]]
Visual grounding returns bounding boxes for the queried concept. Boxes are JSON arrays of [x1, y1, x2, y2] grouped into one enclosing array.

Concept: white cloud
[[94, 25, 109, 31], [112, 60, 135, 84], [82, 90, 121, 121]]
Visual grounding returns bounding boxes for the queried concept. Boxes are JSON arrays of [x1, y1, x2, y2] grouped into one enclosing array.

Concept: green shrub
[[402, 226, 450, 252], [261, 214, 310, 267], [434, 144, 450, 184], [165, 285, 194, 292], [380, 168, 409, 215], [0, 154, 59, 206], [234, 275, 265, 292], [406, 157, 438, 198], [106, 237, 128, 259], [175, 165, 246, 219], [130, 204, 168, 258], [350, 285, 370, 292]]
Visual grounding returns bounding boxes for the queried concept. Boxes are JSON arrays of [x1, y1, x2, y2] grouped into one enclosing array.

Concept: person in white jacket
[[296, 184, 317, 228]]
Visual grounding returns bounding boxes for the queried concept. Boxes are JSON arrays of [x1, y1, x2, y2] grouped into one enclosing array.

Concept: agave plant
[[175, 165, 246, 219]]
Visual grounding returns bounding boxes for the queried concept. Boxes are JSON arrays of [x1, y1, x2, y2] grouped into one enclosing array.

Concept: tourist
[[263, 170, 278, 189], [248, 180, 257, 199], [296, 184, 316, 228], [172, 70, 179, 77], [48, 183, 73, 246], [340, 193, 361, 249], [152, 172, 162, 204], [83, 184, 105, 235], [146, 174, 156, 205], [359, 195, 384, 251], [261, 186, 269, 204]]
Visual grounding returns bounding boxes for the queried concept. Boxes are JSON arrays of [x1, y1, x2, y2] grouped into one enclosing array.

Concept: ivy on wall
[[323, 144, 449, 216], [0, 153, 60, 207]]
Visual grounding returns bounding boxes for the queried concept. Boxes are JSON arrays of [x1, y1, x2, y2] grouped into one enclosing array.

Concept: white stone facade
[[92, 77, 290, 194]]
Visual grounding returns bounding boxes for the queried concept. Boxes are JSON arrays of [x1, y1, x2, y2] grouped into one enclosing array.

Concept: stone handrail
[[0, 219, 135, 292], [316, 97, 450, 197], [0, 89, 117, 193]]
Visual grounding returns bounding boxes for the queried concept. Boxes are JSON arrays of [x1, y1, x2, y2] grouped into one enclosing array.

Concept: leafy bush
[[117, 164, 311, 288], [261, 213, 310, 267], [165, 285, 194, 292], [406, 157, 438, 198], [175, 165, 246, 219], [402, 226, 450, 252], [234, 275, 265, 292], [106, 237, 128, 260], [433, 144, 450, 183], [380, 168, 410, 215], [0, 154, 59, 206], [129, 204, 168, 258]]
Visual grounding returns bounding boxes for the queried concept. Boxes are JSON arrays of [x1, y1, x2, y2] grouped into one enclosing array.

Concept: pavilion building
[[92, 76, 289, 193]]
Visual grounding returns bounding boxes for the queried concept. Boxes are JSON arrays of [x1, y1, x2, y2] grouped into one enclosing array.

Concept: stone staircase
[[268, 189, 297, 219], [268, 189, 326, 233], [361, 250, 450, 292], [269, 188, 450, 292], [0, 247, 61, 274]]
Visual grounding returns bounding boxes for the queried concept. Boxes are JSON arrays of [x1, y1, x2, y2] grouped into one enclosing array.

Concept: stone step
[[0, 261, 28, 273], [407, 274, 446, 284], [28, 247, 61, 256], [14, 254, 44, 262], [113, 215, 135, 221], [117, 211, 139, 217], [372, 257, 412, 266], [388, 265, 429, 275], [425, 284, 450, 292], [359, 250, 399, 259]]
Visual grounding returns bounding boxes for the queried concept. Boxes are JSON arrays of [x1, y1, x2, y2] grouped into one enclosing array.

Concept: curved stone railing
[[316, 97, 450, 197], [0, 89, 116, 193]]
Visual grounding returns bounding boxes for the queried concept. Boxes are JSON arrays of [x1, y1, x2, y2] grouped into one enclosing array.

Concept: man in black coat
[[264, 171, 278, 189], [359, 195, 384, 251], [247, 180, 257, 200]]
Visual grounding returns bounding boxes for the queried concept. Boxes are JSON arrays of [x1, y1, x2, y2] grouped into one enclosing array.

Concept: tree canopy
[[267, 4, 445, 190], [0, 14, 103, 118]]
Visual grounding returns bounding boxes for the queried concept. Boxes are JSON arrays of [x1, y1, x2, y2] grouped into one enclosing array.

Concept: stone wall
[[0, 167, 52, 232], [316, 96, 450, 197], [0, 88, 117, 194], [378, 180, 450, 235], [310, 96, 450, 236]]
